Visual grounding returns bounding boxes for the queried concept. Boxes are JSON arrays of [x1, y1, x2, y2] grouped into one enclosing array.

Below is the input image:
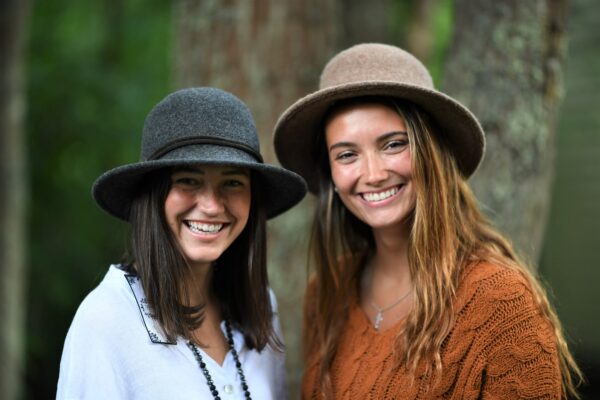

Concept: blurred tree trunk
[[0, 0, 29, 399], [405, 0, 436, 63], [174, 1, 337, 396], [443, 0, 569, 265], [337, 0, 393, 48]]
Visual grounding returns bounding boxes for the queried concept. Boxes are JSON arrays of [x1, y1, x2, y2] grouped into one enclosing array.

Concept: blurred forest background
[[1, 0, 599, 399]]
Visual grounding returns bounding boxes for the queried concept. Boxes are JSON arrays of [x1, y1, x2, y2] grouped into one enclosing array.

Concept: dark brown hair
[[127, 168, 279, 351]]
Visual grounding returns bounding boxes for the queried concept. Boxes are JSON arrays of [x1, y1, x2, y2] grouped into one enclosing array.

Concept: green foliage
[[539, 0, 600, 392], [428, 0, 453, 83], [26, 1, 171, 397], [388, 0, 454, 84]]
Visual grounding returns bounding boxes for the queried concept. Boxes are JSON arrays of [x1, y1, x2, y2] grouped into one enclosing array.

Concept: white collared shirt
[[57, 265, 288, 399]]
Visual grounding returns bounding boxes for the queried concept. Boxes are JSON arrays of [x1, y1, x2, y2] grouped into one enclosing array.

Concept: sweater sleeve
[[460, 265, 563, 399]]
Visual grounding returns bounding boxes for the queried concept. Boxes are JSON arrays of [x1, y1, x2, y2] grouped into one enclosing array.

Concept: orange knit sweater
[[302, 262, 562, 399]]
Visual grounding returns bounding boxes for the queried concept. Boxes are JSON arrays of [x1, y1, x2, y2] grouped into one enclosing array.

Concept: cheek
[[164, 189, 189, 222], [329, 163, 358, 190], [396, 150, 413, 174], [230, 192, 252, 222], [408, 188, 417, 208]]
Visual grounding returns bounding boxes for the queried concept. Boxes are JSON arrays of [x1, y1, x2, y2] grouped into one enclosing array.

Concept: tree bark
[[442, 0, 569, 265], [0, 0, 29, 399], [174, 1, 337, 395], [405, 0, 436, 63], [337, 0, 394, 49]]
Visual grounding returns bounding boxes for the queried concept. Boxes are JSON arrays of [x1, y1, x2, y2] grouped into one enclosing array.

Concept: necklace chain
[[187, 320, 252, 400], [369, 289, 412, 330]]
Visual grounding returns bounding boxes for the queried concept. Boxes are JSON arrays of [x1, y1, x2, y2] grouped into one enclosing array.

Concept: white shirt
[[57, 265, 287, 399]]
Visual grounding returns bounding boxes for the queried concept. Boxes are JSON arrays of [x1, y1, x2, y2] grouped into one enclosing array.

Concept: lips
[[185, 221, 224, 233], [360, 185, 402, 202]]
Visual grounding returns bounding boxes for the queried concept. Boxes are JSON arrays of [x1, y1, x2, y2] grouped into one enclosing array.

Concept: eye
[[221, 174, 251, 191], [383, 139, 408, 152], [171, 171, 202, 187], [174, 177, 198, 185], [334, 150, 357, 163], [224, 179, 245, 188]]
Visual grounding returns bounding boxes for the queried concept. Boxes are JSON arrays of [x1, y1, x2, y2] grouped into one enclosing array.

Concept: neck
[[361, 223, 413, 327], [186, 262, 214, 307], [187, 262, 225, 347], [370, 223, 411, 283]]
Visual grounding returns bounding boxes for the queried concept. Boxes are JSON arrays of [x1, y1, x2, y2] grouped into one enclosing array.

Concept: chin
[[184, 253, 221, 267], [365, 215, 412, 231]]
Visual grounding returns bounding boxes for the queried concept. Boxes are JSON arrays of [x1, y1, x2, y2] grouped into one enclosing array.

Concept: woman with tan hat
[[273, 43, 581, 399], [57, 87, 306, 399]]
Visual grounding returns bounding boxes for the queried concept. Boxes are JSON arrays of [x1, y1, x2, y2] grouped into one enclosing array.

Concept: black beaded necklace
[[187, 320, 252, 400]]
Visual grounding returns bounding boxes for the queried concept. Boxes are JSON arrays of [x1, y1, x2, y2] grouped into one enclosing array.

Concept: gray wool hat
[[93, 87, 307, 220], [273, 43, 485, 193]]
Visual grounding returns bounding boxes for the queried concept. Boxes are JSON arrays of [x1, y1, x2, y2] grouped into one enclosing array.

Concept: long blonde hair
[[306, 97, 582, 399]]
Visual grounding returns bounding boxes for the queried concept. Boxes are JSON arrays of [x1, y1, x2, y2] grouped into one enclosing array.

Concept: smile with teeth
[[361, 186, 401, 202], [185, 221, 224, 233]]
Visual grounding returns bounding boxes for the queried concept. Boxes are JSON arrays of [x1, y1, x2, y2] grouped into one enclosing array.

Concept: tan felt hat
[[273, 43, 485, 193]]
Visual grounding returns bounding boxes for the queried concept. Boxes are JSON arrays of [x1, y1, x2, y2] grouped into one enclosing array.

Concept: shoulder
[[452, 261, 558, 363], [443, 262, 561, 397], [76, 266, 133, 316], [58, 266, 139, 398], [453, 261, 551, 332], [455, 261, 536, 312], [459, 260, 528, 287], [65, 265, 141, 343]]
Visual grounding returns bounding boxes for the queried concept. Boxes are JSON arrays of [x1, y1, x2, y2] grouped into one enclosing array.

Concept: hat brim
[[92, 144, 307, 221], [273, 81, 485, 193]]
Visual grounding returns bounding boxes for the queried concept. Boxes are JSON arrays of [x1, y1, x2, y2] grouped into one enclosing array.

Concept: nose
[[363, 153, 388, 185], [196, 186, 225, 216]]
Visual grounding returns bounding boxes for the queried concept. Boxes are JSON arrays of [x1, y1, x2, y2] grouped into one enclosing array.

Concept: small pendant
[[374, 311, 383, 330]]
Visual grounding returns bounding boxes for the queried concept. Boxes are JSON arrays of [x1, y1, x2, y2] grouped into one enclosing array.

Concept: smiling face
[[164, 165, 251, 270], [325, 102, 416, 236]]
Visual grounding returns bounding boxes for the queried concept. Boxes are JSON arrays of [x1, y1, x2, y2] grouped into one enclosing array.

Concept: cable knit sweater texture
[[302, 262, 562, 399]]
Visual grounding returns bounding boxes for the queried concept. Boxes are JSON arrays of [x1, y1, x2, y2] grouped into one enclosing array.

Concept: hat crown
[[320, 43, 434, 90], [140, 87, 260, 161]]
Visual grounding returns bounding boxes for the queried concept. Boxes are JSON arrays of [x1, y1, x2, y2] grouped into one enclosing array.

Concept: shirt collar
[[124, 272, 177, 345]]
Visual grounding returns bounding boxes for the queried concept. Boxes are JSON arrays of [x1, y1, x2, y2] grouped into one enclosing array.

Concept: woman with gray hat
[[273, 43, 581, 399], [57, 87, 306, 399]]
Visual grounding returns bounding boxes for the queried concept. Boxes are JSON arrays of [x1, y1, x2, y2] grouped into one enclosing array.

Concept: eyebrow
[[328, 131, 407, 152]]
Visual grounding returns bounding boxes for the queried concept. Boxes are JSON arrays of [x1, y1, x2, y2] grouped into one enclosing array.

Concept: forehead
[[325, 102, 406, 143], [327, 99, 397, 119]]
